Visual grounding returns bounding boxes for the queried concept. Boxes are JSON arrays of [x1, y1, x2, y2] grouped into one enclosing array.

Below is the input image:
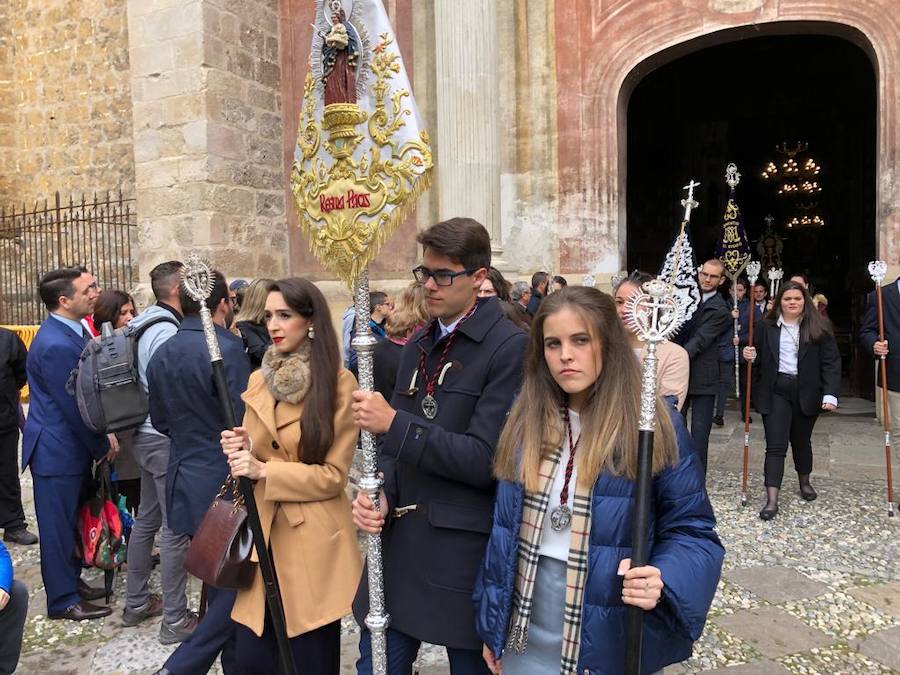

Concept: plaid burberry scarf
[[505, 447, 593, 675]]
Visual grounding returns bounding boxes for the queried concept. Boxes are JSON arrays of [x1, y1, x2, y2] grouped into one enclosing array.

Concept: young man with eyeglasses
[[351, 217, 527, 674], [676, 259, 732, 474]]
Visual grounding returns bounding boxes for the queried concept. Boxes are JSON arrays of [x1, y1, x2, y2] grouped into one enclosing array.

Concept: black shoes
[[798, 474, 818, 501], [759, 504, 779, 520], [49, 600, 112, 621], [713, 415, 724, 427], [3, 527, 38, 545], [800, 483, 818, 501]]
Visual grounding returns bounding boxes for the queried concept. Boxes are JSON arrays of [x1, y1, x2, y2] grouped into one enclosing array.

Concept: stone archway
[[553, 1, 900, 280]]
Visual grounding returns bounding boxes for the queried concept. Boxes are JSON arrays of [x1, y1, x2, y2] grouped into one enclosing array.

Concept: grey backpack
[[68, 316, 178, 433]]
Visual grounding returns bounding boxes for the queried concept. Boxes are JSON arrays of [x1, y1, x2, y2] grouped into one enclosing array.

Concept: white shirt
[[776, 317, 800, 376], [701, 290, 718, 303], [539, 409, 581, 561]]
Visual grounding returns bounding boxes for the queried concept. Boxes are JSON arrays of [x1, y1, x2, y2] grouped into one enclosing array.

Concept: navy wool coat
[[474, 410, 724, 675], [353, 297, 528, 650], [677, 292, 731, 396], [860, 280, 900, 392], [147, 315, 251, 537]]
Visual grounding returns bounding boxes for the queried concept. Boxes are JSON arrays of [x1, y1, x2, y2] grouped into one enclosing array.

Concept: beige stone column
[[433, 0, 504, 262], [126, 0, 288, 290]]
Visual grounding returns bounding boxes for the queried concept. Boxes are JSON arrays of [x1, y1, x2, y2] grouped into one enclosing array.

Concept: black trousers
[[234, 612, 340, 675], [761, 373, 818, 489], [683, 394, 715, 474], [0, 428, 25, 532]]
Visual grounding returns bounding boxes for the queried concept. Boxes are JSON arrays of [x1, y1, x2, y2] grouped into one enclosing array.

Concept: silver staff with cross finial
[[868, 260, 895, 517], [180, 254, 296, 675], [740, 260, 762, 506], [623, 279, 684, 674]]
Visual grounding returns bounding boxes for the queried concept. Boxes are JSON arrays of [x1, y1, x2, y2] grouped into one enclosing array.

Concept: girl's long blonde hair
[[494, 287, 679, 491]]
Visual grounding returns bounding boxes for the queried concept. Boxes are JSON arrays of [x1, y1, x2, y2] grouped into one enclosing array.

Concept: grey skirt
[[502, 555, 664, 674], [502, 555, 567, 675]]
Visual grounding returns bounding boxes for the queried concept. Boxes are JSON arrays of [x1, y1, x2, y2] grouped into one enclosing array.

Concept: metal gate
[[0, 191, 136, 325]]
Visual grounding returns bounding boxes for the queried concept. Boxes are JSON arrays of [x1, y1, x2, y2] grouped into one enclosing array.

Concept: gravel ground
[[7, 412, 900, 674]]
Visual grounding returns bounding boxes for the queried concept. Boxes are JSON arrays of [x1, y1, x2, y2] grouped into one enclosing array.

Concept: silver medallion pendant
[[549, 504, 571, 532], [421, 394, 438, 420]]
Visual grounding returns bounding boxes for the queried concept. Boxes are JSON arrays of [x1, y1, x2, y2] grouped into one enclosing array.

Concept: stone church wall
[[127, 0, 288, 284], [0, 0, 135, 206]]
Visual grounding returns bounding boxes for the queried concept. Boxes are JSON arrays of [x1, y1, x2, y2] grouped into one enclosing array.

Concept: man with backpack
[[119, 260, 201, 644], [23, 267, 112, 621]]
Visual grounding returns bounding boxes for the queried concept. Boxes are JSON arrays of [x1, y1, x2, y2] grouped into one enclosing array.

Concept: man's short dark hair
[[150, 260, 184, 302], [370, 291, 387, 312], [179, 269, 229, 315], [416, 218, 491, 271], [531, 271, 549, 291], [552, 275, 568, 288], [39, 266, 88, 311]]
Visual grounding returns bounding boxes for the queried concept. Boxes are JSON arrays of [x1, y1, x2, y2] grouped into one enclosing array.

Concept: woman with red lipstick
[[474, 287, 723, 674], [743, 281, 840, 520], [220, 278, 362, 674]]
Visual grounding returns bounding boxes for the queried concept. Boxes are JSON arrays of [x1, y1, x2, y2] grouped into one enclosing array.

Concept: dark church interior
[[626, 32, 877, 396]]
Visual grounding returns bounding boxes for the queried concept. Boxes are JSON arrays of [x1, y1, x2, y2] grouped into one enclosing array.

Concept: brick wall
[[0, 0, 135, 205]]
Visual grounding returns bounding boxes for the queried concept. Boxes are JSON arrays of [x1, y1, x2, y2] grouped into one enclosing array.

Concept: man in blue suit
[[23, 267, 113, 621], [147, 270, 250, 675]]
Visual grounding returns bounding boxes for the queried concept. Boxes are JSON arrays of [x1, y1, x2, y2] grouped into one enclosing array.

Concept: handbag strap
[[215, 475, 245, 513]]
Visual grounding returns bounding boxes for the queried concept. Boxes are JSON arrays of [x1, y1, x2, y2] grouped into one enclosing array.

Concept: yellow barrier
[[0, 325, 41, 402]]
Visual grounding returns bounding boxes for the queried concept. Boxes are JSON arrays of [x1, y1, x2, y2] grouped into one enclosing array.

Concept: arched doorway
[[625, 32, 877, 396]]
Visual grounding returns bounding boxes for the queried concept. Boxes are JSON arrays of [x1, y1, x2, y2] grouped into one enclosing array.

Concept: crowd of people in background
[[0, 214, 897, 674]]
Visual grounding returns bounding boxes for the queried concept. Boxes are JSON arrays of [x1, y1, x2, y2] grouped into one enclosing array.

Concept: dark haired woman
[[93, 289, 141, 514], [478, 267, 512, 302], [474, 287, 723, 674], [743, 281, 840, 520], [221, 278, 362, 673]]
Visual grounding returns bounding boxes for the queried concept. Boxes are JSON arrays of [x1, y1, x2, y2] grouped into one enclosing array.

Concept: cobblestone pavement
[[7, 402, 900, 674]]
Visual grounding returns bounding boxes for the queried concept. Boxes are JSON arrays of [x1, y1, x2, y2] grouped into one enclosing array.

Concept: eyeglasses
[[412, 265, 478, 287]]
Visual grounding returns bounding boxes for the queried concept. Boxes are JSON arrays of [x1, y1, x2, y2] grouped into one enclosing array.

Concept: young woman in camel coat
[[221, 277, 362, 674]]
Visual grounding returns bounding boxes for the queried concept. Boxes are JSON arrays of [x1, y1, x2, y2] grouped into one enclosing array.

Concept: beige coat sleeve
[[657, 342, 690, 410], [263, 370, 360, 503]]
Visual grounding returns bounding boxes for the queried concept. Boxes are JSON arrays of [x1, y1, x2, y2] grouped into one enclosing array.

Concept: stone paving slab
[[712, 607, 833, 659], [847, 581, 900, 619], [851, 624, 900, 671], [723, 566, 829, 604]]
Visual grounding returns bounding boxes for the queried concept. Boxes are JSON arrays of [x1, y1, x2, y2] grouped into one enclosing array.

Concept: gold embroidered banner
[[291, 0, 433, 286]]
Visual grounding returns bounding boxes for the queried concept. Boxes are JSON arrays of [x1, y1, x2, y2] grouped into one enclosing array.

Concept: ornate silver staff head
[[746, 260, 761, 285], [581, 274, 596, 288], [725, 163, 741, 189], [769, 268, 784, 282], [181, 253, 216, 302], [180, 253, 222, 361], [681, 180, 700, 222], [868, 260, 887, 285], [624, 279, 683, 345]]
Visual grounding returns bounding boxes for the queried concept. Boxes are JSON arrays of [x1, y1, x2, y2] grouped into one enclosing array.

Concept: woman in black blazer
[[743, 281, 841, 520]]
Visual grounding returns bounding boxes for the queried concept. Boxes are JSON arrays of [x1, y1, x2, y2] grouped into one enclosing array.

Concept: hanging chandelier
[[760, 142, 825, 229]]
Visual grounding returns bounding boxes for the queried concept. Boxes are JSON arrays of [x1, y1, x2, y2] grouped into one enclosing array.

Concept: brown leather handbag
[[184, 477, 256, 589]]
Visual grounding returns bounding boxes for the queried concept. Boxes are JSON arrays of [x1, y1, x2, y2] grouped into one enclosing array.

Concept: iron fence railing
[[0, 191, 137, 324]]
